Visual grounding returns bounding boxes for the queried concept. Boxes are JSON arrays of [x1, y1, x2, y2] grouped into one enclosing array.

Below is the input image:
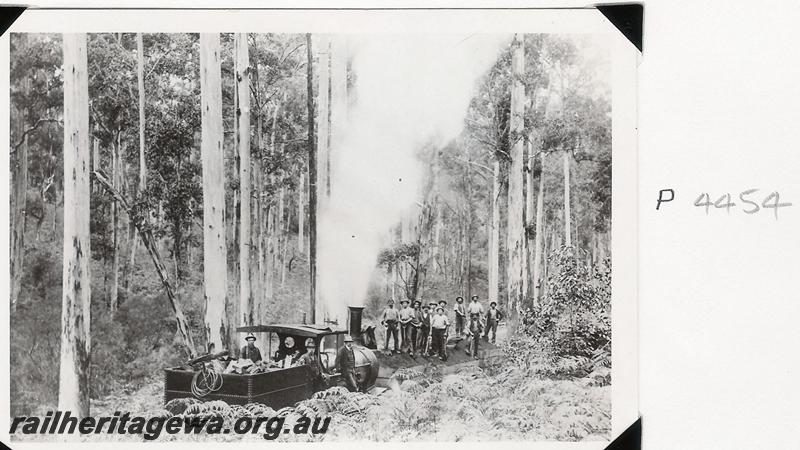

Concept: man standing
[[431, 306, 450, 361], [467, 314, 483, 358], [454, 296, 466, 336], [336, 335, 359, 392], [418, 303, 432, 356], [410, 300, 423, 355], [381, 299, 400, 353], [399, 300, 415, 355], [468, 295, 484, 320], [484, 301, 503, 343], [438, 300, 448, 329], [240, 333, 262, 363], [426, 302, 437, 356]]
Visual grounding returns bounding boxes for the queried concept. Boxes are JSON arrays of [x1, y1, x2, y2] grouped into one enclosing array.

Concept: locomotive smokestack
[[348, 306, 364, 343]]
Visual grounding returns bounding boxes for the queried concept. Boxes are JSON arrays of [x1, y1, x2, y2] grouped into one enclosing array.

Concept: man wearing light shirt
[[381, 299, 400, 353], [399, 299, 415, 355], [431, 306, 450, 361], [453, 296, 466, 336], [468, 295, 484, 319]]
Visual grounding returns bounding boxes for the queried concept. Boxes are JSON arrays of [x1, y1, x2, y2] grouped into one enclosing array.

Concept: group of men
[[380, 295, 503, 361]]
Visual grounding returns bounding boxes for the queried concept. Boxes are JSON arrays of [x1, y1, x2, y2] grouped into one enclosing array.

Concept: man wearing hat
[[295, 339, 328, 388], [430, 306, 450, 361], [484, 301, 503, 344], [240, 333, 262, 363], [468, 295, 484, 319], [417, 303, 432, 355], [410, 300, 423, 355], [399, 299, 415, 355], [425, 302, 437, 355], [438, 300, 449, 331], [454, 296, 466, 336], [295, 339, 318, 368], [336, 335, 359, 392], [380, 299, 400, 353]]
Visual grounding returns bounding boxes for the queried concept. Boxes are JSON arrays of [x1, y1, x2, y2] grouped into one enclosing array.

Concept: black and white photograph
[[3, 7, 638, 445]]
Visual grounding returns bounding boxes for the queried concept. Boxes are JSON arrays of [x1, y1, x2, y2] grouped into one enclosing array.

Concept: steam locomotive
[[163, 306, 380, 408]]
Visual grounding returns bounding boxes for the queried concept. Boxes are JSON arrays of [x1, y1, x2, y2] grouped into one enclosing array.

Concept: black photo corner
[[598, 3, 643, 52], [605, 417, 642, 450], [0, 6, 24, 38]]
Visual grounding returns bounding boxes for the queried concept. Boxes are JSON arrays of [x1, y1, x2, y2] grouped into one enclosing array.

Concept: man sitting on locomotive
[[274, 336, 302, 368], [294, 339, 317, 368], [240, 333, 263, 363], [295, 339, 331, 388]]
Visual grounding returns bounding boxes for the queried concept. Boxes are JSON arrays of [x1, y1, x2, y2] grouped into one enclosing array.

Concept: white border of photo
[[0, 4, 639, 449]]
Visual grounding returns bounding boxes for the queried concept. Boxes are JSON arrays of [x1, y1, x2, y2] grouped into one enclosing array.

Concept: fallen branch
[[11, 118, 62, 153], [92, 170, 198, 359]]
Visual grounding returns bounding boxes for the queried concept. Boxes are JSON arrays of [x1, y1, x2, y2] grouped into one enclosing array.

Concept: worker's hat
[[422, 304, 430, 309], [400, 299, 410, 305], [490, 301, 497, 307], [245, 333, 257, 342], [305, 339, 317, 348], [439, 300, 447, 305], [387, 299, 395, 305], [413, 300, 421, 307], [456, 296, 464, 302], [344, 334, 354, 343], [471, 295, 479, 300], [435, 306, 444, 312]]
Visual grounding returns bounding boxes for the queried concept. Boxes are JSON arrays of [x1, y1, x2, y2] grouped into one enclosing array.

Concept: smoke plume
[[317, 34, 510, 323]]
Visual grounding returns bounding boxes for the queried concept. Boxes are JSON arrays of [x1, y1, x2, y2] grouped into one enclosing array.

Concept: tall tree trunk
[[255, 116, 265, 326], [10, 34, 29, 311], [251, 37, 264, 327], [59, 33, 91, 417], [128, 32, 146, 290], [91, 125, 99, 192], [297, 169, 305, 252], [465, 161, 474, 301], [264, 97, 282, 313], [110, 131, 121, 314], [307, 34, 318, 322], [313, 35, 329, 322], [532, 152, 546, 307], [523, 135, 537, 303], [137, 33, 146, 192], [563, 149, 571, 247], [235, 33, 252, 327], [505, 33, 526, 330], [488, 158, 500, 307], [279, 183, 287, 287], [200, 33, 228, 352]]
